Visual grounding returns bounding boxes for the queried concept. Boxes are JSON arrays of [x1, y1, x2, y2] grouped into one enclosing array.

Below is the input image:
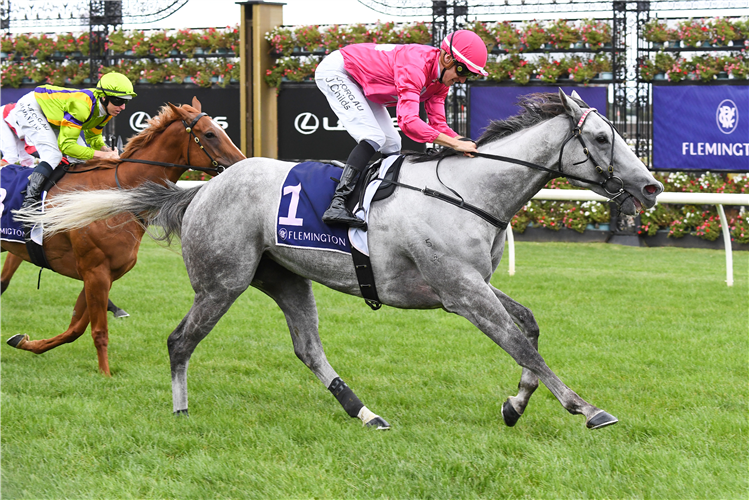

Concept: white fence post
[[506, 226, 515, 276], [716, 204, 733, 287]]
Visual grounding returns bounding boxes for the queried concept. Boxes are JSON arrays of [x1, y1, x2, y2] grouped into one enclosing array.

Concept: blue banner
[[0, 88, 33, 106], [468, 85, 608, 139], [275, 162, 351, 254], [653, 85, 749, 171]]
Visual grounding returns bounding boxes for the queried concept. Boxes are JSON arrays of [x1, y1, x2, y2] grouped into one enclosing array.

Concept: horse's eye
[[205, 132, 215, 139], [595, 134, 608, 144]]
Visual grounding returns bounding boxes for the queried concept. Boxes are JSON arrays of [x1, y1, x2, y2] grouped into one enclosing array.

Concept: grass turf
[[1, 239, 747, 499]]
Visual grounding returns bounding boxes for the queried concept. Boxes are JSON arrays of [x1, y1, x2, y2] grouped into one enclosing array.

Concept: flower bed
[[1, 26, 240, 88], [640, 17, 748, 82], [511, 173, 749, 245]]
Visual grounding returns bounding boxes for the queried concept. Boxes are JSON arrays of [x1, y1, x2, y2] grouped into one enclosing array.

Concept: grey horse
[[14, 90, 664, 430]]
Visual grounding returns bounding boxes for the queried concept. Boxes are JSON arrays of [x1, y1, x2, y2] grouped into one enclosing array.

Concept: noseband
[[182, 112, 227, 174]]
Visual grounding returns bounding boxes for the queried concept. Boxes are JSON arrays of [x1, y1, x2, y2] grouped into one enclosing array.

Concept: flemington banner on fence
[[653, 85, 749, 172], [467, 85, 608, 139]]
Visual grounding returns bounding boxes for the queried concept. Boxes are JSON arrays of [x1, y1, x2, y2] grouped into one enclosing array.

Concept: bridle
[[472, 107, 634, 206], [557, 108, 626, 200], [93, 112, 229, 189], [180, 112, 225, 172]]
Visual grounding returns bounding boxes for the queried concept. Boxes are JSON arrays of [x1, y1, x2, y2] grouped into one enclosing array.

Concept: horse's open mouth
[[633, 197, 642, 212], [616, 192, 643, 216]]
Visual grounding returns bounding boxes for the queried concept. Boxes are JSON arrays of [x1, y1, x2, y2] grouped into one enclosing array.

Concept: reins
[[379, 176, 508, 229], [383, 108, 631, 229], [63, 112, 228, 189]]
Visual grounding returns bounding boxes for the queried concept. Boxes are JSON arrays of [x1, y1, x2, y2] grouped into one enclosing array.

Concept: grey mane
[[407, 92, 589, 163]]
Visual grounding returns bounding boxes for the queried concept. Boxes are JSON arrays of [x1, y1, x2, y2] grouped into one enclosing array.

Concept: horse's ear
[[559, 88, 582, 121], [191, 97, 202, 112], [167, 102, 190, 121], [570, 90, 591, 108]]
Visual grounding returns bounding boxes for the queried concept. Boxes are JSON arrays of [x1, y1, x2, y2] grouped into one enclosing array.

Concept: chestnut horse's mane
[[76, 103, 195, 170]]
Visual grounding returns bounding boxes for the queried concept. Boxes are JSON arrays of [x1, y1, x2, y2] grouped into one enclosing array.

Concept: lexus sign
[[114, 85, 240, 147], [278, 82, 425, 161]]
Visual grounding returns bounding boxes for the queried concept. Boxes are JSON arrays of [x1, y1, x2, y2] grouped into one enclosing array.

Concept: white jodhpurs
[[9, 92, 63, 169], [315, 50, 402, 155], [0, 107, 35, 167]]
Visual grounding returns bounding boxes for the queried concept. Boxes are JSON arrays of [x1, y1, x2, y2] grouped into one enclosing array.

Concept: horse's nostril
[[644, 184, 658, 195]]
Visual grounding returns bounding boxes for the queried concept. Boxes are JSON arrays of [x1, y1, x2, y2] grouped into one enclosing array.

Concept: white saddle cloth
[[348, 154, 401, 256]]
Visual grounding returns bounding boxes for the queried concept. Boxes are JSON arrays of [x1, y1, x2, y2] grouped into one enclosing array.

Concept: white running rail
[[502, 189, 749, 287]]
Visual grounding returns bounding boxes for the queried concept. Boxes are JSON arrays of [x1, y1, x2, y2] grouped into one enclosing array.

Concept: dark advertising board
[[468, 84, 608, 139], [278, 82, 425, 162], [115, 85, 241, 147], [653, 85, 748, 172]]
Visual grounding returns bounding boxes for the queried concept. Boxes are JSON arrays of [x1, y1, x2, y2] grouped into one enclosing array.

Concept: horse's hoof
[[586, 410, 618, 429], [111, 308, 130, 319], [6, 334, 28, 348], [364, 416, 390, 430], [173, 409, 189, 417], [501, 398, 522, 427]]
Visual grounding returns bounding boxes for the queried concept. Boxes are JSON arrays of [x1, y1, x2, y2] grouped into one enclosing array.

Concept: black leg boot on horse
[[322, 140, 376, 231], [21, 161, 53, 211]]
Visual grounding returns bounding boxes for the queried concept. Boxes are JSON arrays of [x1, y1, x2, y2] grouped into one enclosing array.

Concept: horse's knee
[[91, 329, 108, 349], [515, 308, 540, 341], [0, 280, 8, 294]]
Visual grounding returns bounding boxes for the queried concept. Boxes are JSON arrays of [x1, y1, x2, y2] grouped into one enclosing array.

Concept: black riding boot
[[322, 140, 377, 230], [322, 163, 367, 229], [21, 162, 53, 211]]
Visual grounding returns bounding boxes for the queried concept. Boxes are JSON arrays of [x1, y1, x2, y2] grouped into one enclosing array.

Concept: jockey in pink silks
[[315, 30, 489, 229]]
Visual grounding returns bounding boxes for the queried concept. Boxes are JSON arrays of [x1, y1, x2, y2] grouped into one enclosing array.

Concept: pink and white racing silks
[[0, 103, 37, 167], [340, 43, 458, 144]]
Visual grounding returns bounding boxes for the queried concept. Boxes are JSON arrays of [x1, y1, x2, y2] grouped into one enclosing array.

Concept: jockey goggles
[[106, 95, 129, 106]]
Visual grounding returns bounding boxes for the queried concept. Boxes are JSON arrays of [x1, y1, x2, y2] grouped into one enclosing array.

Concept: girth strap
[[350, 246, 382, 310]]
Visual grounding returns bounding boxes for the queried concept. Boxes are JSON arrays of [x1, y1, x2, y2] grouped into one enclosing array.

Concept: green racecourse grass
[[1, 239, 747, 499]]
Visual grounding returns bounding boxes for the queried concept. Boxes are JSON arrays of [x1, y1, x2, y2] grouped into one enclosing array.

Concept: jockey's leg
[[21, 161, 53, 210], [322, 140, 375, 230]]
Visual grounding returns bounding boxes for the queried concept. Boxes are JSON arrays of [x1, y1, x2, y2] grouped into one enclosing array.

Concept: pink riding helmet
[[440, 30, 489, 77]]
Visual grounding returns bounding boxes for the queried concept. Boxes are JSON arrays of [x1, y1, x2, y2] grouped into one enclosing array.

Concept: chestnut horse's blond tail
[[11, 181, 203, 242], [12, 189, 132, 235]]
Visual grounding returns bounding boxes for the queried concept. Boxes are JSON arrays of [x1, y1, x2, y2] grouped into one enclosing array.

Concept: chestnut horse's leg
[[1, 253, 23, 294], [81, 269, 114, 376], [7, 288, 91, 353]]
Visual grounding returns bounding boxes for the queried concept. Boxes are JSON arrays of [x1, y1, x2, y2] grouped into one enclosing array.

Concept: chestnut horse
[[2, 97, 245, 375]]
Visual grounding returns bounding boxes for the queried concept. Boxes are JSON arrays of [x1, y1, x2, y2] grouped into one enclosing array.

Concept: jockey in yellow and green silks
[[9, 71, 138, 211]]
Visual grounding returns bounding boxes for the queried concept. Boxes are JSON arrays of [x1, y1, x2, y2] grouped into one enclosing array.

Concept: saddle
[[344, 154, 405, 214]]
